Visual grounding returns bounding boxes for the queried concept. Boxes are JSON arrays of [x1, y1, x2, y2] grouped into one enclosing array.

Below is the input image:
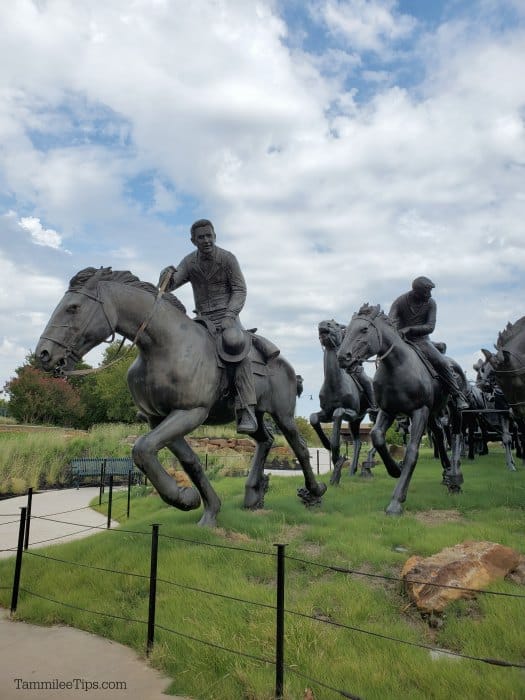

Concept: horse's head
[[337, 303, 384, 371], [318, 319, 345, 350], [36, 267, 117, 375], [474, 350, 498, 392]]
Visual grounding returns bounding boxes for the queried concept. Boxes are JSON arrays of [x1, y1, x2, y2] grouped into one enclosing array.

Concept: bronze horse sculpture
[[310, 319, 375, 484], [480, 317, 525, 433], [35, 267, 327, 526], [465, 361, 517, 471], [337, 304, 463, 515]]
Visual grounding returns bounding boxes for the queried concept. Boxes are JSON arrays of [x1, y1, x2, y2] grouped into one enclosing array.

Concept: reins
[[59, 276, 171, 377]]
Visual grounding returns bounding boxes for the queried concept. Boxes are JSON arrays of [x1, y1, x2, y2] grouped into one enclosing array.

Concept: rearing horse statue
[[36, 267, 327, 526], [337, 303, 463, 515], [310, 319, 375, 484]]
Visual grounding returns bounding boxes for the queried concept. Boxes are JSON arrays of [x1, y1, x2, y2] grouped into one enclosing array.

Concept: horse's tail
[[296, 374, 304, 397]]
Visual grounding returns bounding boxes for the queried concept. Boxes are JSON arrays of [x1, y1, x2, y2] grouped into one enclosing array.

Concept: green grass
[[0, 449, 524, 699]]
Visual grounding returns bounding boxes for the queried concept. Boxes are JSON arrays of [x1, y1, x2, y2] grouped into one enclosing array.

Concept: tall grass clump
[[0, 423, 148, 494]]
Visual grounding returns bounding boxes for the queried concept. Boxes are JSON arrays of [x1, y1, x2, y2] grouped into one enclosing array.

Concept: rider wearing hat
[[158, 219, 258, 434], [388, 276, 469, 411]]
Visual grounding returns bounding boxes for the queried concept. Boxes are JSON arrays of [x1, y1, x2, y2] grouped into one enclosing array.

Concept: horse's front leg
[[348, 418, 363, 477], [447, 407, 464, 492], [132, 407, 216, 523], [500, 417, 516, 472], [371, 410, 400, 478], [309, 410, 332, 452], [386, 407, 429, 516], [330, 407, 351, 485]]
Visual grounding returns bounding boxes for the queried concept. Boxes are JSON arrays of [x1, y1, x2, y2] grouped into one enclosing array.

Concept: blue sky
[[1, 0, 524, 419]]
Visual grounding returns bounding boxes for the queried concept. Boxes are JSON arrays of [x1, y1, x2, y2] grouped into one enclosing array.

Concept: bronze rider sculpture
[[159, 219, 264, 434], [388, 276, 469, 411]]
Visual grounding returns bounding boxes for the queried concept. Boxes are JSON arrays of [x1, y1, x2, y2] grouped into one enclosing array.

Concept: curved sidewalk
[[0, 488, 186, 699]]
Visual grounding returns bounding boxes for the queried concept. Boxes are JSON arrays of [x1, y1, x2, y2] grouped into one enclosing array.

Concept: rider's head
[[411, 276, 434, 301], [190, 219, 216, 255]]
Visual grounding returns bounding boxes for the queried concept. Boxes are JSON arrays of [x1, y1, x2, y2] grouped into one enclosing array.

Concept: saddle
[[193, 316, 279, 377], [404, 339, 439, 380]]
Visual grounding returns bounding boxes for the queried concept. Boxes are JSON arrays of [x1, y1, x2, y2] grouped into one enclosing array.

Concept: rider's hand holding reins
[[158, 266, 177, 292]]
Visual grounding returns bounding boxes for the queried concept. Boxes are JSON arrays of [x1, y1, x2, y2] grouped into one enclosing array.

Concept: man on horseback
[[388, 276, 469, 411], [158, 219, 259, 434]]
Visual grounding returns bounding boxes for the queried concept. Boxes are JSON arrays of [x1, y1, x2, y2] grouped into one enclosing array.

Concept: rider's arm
[[224, 252, 247, 320], [158, 257, 190, 292], [405, 299, 437, 338]]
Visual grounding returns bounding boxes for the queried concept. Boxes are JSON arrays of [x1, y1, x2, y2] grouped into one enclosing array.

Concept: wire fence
[[2, 486, 524, 699]]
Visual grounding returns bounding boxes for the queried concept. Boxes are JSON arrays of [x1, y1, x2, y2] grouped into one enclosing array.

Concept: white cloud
[[18, 216, 68, 251], [318, 0, 417, 53], [0, 2, 523, 413]]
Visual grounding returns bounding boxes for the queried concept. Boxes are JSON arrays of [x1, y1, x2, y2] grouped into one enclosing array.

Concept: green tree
[[5, 365, 84, 426], [90, 342, 138, 423]]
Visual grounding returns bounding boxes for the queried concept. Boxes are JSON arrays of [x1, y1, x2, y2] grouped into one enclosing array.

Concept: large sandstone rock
[[401, 541, 523, 614]]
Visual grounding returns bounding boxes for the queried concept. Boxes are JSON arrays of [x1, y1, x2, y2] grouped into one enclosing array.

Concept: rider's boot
[[237, 406, 258, 434]]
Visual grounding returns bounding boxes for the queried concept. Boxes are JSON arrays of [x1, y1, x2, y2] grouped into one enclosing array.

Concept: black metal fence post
[[205, 453, 208, 471], [274, 543, 286, 699], [127, 469, 132, 518], [316, 449, 320, 475], [107, 474, 114, 529], [11, 507, 27, 615], [24, 488, 33, 550], [98, 463, 104, 505], [147, 523, 160, 656]]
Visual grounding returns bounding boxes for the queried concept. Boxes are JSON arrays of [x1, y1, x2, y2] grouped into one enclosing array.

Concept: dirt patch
[[414, 509, 463, 526], [298, 542, 323, 558], [215, 528, 253, 543]]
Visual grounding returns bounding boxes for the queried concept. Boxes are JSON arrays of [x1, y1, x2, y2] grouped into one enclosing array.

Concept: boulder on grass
[[401, 541, 523, 614]]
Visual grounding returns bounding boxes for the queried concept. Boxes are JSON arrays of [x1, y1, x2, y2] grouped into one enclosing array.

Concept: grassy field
[[0, 445, 524, 699]]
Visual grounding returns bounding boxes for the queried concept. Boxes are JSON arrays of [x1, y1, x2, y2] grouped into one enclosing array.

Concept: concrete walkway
[[0, 488, 186, 699]]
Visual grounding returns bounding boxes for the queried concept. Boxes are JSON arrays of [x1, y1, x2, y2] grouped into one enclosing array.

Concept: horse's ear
[[338, 322, 346, 332], [481, 348, 492, 361]]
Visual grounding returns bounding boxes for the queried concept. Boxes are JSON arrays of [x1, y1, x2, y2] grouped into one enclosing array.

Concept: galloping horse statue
[[475, 344, 525, 464], [310, 319, 375, 484], [465, 359, 517, 471], [480, 316, 525, 433], [337, 304, 463, 515], [36, 267, 327, 526]]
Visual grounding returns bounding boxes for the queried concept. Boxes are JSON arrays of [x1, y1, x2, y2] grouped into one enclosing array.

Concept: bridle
[[43, 276, 171, 377], [493, 347, 525, 376], [40, 287, 116, 368], [350, 315, 395, 366]]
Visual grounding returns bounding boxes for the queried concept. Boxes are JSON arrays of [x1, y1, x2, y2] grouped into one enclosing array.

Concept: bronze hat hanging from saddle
[[217, 326, 252, 363]]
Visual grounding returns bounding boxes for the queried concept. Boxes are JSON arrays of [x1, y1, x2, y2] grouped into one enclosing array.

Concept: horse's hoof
[[385, 502, 403, 516], [198, 512, 218, 527], [244, 488, 264, 510], [297, 486, 324, 507]]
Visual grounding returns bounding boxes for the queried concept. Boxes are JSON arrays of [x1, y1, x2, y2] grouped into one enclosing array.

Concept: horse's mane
[[497, 316, 525, 348], [353, 303, 396, 329], [68, 267, 186, 313]]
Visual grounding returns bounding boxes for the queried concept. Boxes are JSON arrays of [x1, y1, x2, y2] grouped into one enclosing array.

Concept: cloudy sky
[[1, 0, 524, 418]]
